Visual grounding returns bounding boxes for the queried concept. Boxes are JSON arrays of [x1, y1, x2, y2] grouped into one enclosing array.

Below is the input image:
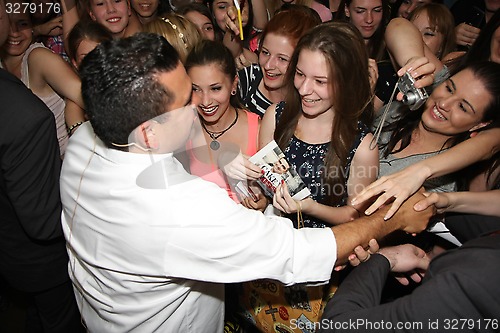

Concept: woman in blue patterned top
[[260, 21, 379, 228]]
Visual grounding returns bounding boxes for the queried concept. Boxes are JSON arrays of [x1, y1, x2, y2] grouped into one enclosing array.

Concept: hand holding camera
[[396, 56, 435, 110]]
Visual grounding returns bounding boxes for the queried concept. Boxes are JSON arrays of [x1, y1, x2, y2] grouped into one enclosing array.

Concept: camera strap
[[369, 82, 399, 150]]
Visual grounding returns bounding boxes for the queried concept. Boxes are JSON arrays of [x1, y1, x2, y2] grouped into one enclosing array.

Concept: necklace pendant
[[210, 140, 220, 150]]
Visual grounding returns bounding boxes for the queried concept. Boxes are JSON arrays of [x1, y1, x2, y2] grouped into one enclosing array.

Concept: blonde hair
[[144, 13, 202, 63]]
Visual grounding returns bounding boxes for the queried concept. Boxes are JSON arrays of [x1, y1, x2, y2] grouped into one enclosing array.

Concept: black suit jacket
[[319, 234, 500, 332], [0, 69, 69, 292]]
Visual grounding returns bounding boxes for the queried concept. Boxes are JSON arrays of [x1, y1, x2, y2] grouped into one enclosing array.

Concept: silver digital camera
[[398, 72, 429, 111]]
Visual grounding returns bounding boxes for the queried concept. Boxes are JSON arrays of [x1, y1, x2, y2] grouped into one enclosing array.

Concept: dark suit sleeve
[[3, 110, 62, 241], [319, 253, 499, 332]]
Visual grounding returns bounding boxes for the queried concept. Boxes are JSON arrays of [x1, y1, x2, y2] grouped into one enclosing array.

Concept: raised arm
[[61, 0, 80, 54], [385, 17, 443, 86], [29, 47, 84, 108], [353, 128, 500, 219], [258, 103, 278, 149], [415, 189, 500, 217]]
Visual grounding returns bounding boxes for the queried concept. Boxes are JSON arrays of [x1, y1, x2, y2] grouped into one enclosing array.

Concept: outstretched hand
[[455, 23, 480, 48], [352, 163, 429, 220], [386, 188, 435, 234], [414, 192, 451, 215], [220, 152, 262, 180], [379, 244, 430, 285], [348, 239, 380, 267]]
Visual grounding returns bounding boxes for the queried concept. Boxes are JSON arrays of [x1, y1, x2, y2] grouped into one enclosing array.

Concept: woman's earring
[[231, 90, 237, 96]]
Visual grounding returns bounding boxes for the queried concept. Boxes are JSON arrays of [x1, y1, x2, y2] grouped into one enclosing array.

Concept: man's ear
[[469, 121, 491, 132], [135, 120, 159, 150]]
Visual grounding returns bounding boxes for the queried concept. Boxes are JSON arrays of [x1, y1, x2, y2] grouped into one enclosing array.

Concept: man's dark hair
[[79, 33, 181, 148]]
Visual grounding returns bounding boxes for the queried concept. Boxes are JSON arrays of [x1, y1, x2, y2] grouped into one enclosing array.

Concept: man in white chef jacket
[[60, 33, 433, 333]]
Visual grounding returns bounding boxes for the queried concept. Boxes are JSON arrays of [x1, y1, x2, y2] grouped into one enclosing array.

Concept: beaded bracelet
[[67, 121, 83, 134]]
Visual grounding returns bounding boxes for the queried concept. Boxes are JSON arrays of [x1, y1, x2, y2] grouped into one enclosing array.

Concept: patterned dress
[[275, 102, 369, 228]]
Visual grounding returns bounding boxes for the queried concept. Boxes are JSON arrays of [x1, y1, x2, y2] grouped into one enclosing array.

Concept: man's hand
[[385, 188, 435, 234], [379, 244, 430, 285]]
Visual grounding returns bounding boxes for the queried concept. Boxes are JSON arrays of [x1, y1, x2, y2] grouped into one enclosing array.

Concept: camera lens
[[402, 92, 416, 105]]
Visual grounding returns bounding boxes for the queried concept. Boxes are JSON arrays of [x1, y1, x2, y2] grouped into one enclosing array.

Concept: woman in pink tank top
[[184, 40, 267, 211]]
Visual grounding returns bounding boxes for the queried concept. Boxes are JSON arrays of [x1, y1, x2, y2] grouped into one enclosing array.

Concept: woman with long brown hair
[[259, 21, 378, 227]]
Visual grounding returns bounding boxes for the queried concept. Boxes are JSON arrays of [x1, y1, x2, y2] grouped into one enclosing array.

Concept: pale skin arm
[[247, 0, 268, 31], [258, 103, 277, 149], [414, 190, 500, 217], [61, 0, 79, 54], [385, 17, 441, 89], [352, 128, 500, 219], [65, 99, 86, 135], [28, 47, 84, 108]]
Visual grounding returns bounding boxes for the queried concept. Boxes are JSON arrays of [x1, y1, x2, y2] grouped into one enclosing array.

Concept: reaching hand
[[241, 192, 268, 211], [348, 239, 380, 267], [455, 23, 480, 48], [379, 244, 430, 285], [221, 152, 262, 180], [387, 188, 435, 234], [352, 163, 429, 220], [414, 192, 451, 215]]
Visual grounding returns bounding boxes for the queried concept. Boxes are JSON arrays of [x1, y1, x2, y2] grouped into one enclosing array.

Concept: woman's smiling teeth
[[265, 72, 279, 77], [303, 97, 320, 103], [432, 106, 447, 120], [200, 105, 218, 115]]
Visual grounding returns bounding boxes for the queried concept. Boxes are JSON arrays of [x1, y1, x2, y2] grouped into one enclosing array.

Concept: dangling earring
[[231, 90, 237, 96]]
